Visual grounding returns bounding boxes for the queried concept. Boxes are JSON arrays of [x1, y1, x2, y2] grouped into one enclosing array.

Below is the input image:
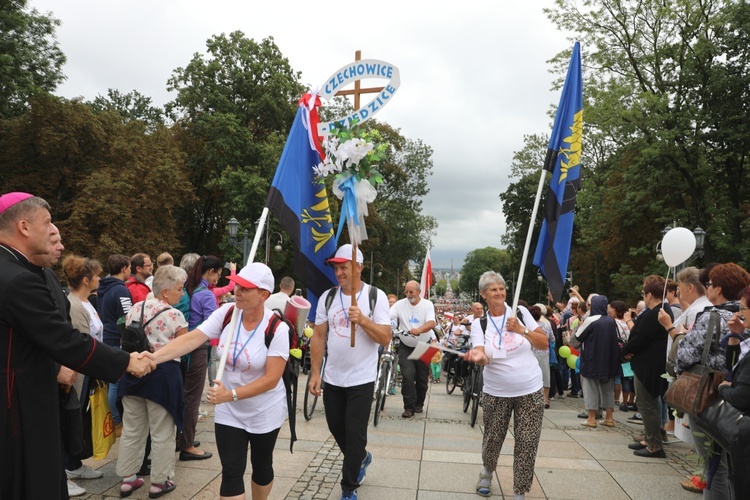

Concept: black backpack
[[121, 302, 171, 353], [324, 285, 379, 316], [222, 306, 300, 452]]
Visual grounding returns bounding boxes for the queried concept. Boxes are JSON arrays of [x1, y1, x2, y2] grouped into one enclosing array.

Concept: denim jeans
[[108, 379, 121, 425]]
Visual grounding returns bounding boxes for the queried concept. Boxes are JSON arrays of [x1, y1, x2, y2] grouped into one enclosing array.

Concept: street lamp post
[[265, 232, 283, 264], [368, 251, 384, 283], [227, 217, 249, 267], [656, 225, 707, 268], [370, 263, 383, 284], [537, 269, 544, 302]]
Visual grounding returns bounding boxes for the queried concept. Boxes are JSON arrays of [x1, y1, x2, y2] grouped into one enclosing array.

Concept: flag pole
[[511, 169, 547, 312], [215, 207, 269, 383], [247, 207, 269, 267]]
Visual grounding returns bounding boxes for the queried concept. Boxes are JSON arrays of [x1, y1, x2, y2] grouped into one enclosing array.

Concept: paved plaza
[[73, 381, 701, 499]]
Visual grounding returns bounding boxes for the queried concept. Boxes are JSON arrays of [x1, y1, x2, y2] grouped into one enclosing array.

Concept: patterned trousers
[[482, 389, 545, 494]]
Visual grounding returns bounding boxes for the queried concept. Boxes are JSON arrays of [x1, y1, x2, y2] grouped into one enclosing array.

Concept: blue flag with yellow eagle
[[266, 105, 337, 319], [533, 42, 583, 302]]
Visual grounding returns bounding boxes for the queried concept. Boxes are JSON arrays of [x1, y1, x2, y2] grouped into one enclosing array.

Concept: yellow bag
[[90, 380, 116, 459]]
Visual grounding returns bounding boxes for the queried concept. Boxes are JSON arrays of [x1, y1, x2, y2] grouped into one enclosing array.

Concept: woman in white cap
[[153, 262, 288, 500]]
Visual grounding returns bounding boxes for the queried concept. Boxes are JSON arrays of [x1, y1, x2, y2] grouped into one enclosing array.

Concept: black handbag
[[59, 386, 84, 457], [72, 376, 94, 460], [694, 398, 749, 451]]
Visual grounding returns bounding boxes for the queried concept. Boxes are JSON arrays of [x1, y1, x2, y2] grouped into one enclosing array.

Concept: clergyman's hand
[[57, 366, 77, 388]]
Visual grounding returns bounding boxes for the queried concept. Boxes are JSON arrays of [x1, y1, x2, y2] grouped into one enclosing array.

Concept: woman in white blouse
[[463, 271, 548, 500], [152, 262, 287, 500]]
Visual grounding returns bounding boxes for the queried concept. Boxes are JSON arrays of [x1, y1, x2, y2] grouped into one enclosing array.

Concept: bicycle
[[445, 334, 471, 395], [303, 351, 326, 421], [373, 330, 401, 426], [469, 364, 484, 427], [462, 360, 475, 413]]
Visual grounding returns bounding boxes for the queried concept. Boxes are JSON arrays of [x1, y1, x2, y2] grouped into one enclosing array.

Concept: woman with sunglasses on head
[[178, 255, 225, 461]]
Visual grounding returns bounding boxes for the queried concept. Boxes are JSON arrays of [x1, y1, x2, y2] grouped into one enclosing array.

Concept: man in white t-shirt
[[264, 276, 295, 312], [390, 280, 436, 418], [463, 302, 485, 326], [309, 244, 391, 500]]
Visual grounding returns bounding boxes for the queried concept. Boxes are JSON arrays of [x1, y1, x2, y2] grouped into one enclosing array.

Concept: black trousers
[[398, 343, 429, 410], [215, 423, 280, 496], [548, 364, 566, 398], [323, 382, 374, 492]]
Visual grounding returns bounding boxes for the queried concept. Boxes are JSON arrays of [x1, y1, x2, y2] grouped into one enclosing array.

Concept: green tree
[[166, 32, 304, 252], [0, 0, 66, 118], [499, 0, 750, 303], [435, 279, 447, 297], [90, 89, 165, 131], [0, 93, 193, 262], [546, 0, 750, 265], [359, 123, 437, 288], [459, 247, 512, 298]]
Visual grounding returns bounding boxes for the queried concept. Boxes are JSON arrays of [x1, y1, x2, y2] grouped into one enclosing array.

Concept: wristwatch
[[231, 389, 239, 402], [523, 328, 529, 337]]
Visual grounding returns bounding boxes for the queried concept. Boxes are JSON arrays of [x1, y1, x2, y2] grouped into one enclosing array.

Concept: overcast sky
[[32, 0, 574, 269]]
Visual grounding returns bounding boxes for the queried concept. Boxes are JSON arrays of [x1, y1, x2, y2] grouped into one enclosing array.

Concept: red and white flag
[[407, 342, 441, 365], [407, 342, 462, 365], [419, 247, 432, 299]]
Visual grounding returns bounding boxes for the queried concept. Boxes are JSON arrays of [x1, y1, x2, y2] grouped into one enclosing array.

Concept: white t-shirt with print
[[315, 284, 390, 388], [126, 298, 187, 361], [390, 298, 437, 348], [470, 304, 543, 398], [199, 304, 289, 434]]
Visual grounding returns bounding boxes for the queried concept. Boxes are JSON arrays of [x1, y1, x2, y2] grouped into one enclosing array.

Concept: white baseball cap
[[228, 262, 274, 292], [326, 243, 364, 264]]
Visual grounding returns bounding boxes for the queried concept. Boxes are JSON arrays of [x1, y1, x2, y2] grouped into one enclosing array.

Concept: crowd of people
[[4, 191, 750, 499], [434, 265, 750, 498], [0, 192, 308, 500]]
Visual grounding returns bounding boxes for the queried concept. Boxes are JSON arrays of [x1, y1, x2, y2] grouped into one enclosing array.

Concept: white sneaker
[[66, 464, 104, 480], [67, 479, 86, 497]]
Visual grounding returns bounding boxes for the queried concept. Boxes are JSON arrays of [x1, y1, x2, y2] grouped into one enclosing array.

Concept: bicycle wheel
[[303, 369, 319, 421], [380, 362, 393, 413], [463, 365, 473, 413], [373, 361, 388, 426], [446, 367, 457, 394], [470, 367, 483, 427]]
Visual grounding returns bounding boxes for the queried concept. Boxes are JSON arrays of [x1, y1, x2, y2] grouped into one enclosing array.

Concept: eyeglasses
[[706, 282, 714, 288]]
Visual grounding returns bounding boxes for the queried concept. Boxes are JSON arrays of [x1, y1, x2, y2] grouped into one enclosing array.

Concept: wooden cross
[[335, 50, 385, 110], [334, 49, 383, 346]]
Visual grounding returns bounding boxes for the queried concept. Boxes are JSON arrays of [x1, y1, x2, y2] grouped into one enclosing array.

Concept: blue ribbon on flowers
[[335, 175, 360, 243]]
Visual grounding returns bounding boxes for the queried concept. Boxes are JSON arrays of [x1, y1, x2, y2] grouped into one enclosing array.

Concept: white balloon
[[661, 227, 697, 267]]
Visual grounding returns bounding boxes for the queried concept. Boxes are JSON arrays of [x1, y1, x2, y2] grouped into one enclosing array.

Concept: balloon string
[[662, 266, 673, 305]]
